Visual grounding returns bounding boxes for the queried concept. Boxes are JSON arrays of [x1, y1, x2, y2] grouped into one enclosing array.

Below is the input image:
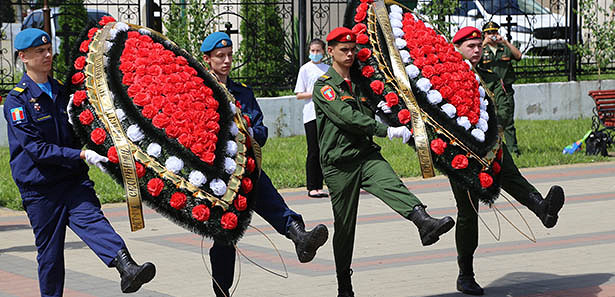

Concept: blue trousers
[[210, 170, 302, 296], [21, 180, 126, 297]]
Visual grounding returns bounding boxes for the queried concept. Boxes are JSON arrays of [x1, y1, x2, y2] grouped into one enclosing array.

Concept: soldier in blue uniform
[[3, 28, 155, 296], [200, 32, 329, 297]]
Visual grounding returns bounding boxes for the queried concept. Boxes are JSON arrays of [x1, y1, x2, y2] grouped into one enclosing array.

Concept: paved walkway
[[1, 162, 614, 297]]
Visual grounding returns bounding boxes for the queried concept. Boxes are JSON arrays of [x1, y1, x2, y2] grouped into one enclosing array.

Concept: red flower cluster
[[170, 192, 187, 210], [246, 157, 256, 173], [430, 138, 447, 155], [241, 177, 253, 193], [192, 204, 210, 221], [221, 212, 238, 230], [79, 109, 94, 125], [91, 128, 106, 145], [451, 154, 469, 169], [118, 31, 221, 165], [479, 172, 493, 188], [400, 13, 481, 125], [234, 195, 247, 211], [397, 109, 411, 124], [147, 178, 164, 197], [73, 90, 87, 106], [107, 146, 119, 163], [135, 161, 146, 178]]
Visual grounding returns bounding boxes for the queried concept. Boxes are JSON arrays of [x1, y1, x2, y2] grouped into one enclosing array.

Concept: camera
[[490, 36, 497, 41]]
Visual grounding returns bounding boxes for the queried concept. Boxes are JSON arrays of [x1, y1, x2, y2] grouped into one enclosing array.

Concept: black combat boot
[[456, 256, 484, 295], [408, 205, 455, 246], [525, 186, 565, 228], [111, 248, 156, 293], [286, 220, 329, 263], [337, 268, 354, 297]]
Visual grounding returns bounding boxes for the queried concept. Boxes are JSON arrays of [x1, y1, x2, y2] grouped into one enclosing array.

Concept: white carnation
[[390, 19, 403, 29], [405, 64, 420, 79], [471, 128, 485, 142], [395, 38, 407, 49], [189, 170, 207, 187], [389, 12, 403, 22], [103, 56, 109, 67], [427, 90, 443, 105], [147, 143, 162, 158], [477, 118, 489, 132], [479, 86, 486, 99], [109, 28, 118, 40], [138, 28, 151, 35], [225, 140, 238, 157], [457, 116, 471, 130], [114, 22, 129, 32], [230, 122, 239, 136], [165, 156, 184, 174], [104, 41, 113, 52], [480, 98, 487, 111], [127, 124, 144, 142], [416, 78, 432, 92], [392, 27, 404, 38], [224, 157, 237, 175], [480, 109, 490, 121], [390, 4, 403, 14], [441, 103, 457, 118], [210, 178, 227, 197], [115, 109, 126, 121], [399, 50, 411, 63], [229, 101, 237, 114], [475, 73, 481, 83]]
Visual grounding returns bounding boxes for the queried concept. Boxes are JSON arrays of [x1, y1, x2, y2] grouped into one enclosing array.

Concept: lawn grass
[[0, 118, 611, 210]]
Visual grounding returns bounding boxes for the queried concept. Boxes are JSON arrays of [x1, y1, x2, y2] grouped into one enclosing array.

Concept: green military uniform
[[312, 66, 422, 275], [480, 43, 520, 154], [452, 66, 539, 268]]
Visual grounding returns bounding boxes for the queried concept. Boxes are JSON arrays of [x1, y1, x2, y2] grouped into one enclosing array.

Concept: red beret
[[326, 27, 356, 43], [452, 26, 482, 44]]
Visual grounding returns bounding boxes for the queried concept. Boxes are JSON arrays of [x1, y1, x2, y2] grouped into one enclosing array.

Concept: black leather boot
[[408, 205, 455, 246], [456, 256, 484, 295], [111, 248, 156, 293], [337, 268, 354, 297], [286, 220, 329, 263], [526, 186, 565, 228]]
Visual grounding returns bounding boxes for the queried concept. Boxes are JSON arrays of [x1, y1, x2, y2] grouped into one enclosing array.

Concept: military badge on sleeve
[[321, 85, 336, 101], [10, 107, 26, 124]]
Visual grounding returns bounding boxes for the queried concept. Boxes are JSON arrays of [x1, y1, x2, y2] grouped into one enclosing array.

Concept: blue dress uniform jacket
[[3, 74, 125, 297], [210, 78, 302, 297]]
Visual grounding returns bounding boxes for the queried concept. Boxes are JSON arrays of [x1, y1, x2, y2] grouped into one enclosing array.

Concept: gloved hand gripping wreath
[[67, 16, 261, 245], [345, 0, 504, 203]]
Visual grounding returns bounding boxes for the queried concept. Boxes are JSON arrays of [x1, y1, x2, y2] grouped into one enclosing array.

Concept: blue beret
[[200, 32, 232, 53], [15, 28, 51, 51]]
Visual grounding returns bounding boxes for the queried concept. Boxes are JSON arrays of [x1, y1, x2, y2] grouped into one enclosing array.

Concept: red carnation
[[72, 72, 85, 85], [439, 86, 453, 99], [87, 27, 99, 39], [352, 23, 367, 35], [356, 33, 369, 45], [221, 212, 238, 230], [430, 138, 447, 155], [79, 39, 90, 53], [246, 157, 256, 173], [234, 195, 248, 211], [357, 48, 372, 62], [107, 146, 119, 163], [73, 90, 87, 106], [385, 92, 399, 107], [99, 16, 116, 26], [361, 65, 375, 78], [497, 148, 503, 160], [451, 154, 469, 169], [479, 172, 493, 188], [192, 204, 210, 222], [74, 56, 86, 70], [79, 109, 94, 125], [492, 161, 501, 174], [141, 104, 158, 119], [133, 93, 150, 107], [241, 177, 253, 193], [200, 152, 215, 165], [170, 192, 187, 210], [422, 65, 436, 78], [147, 178, 164, 197], [397, 109, 411, 124], [243, 114, 251, 127], [152, 113, 170, 129], [135, 161, 146, 178], [354, 9, 367, 23], [370, 80, 384, 95], [90, 128, 106, 145]]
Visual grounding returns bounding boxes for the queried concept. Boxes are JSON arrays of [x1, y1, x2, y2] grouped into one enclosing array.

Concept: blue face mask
[[309, 53, 323, 63]]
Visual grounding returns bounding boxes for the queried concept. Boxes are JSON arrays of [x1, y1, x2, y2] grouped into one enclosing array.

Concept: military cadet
[[312, 27, 456, 297], [452, 26, 565, 295], [3, 28, 155, 296], [200, 31, 329, 297], [480, 21, 522, 155]]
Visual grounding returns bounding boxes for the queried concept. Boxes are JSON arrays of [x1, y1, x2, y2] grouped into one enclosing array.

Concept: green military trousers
[[322, 151, 422, 274], [497, 84, 520, 154], [450, 144, 538, 258]]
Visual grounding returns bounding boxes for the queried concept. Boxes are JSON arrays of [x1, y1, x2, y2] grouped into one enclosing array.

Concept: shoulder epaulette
[[241, 82, 247, 88], [57, 80, 64, 86], [9, 83, 27, 96], [318, 75, 330, 81]]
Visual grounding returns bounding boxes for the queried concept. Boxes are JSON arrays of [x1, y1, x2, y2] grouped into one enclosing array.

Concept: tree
[[570, 0, 615, 89], [239, 0, 287, 97], [56, 0, 87, 81], [417, 0, 459, 39], [163, 0, 216, 59]]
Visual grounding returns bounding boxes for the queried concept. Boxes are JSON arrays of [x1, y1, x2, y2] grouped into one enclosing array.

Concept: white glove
[[377, 101, 392, 114], [387, 126, 413, 143], [84, 149, 109, 171], [67, 97, 74, 125]]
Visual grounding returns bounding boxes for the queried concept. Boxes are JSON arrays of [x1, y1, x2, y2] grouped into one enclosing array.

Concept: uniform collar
[[325, 66, 346, 87], [21, 74, 57, 100]]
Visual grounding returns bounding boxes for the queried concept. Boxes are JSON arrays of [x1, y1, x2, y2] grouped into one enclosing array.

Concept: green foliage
[[239, 0, 287, 96], [570, 0, 615, 86], [417, 0, 459, 39], [0, 0, 16, 23], [55, 0, 87, 82], [163, 0, 216, 59]]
